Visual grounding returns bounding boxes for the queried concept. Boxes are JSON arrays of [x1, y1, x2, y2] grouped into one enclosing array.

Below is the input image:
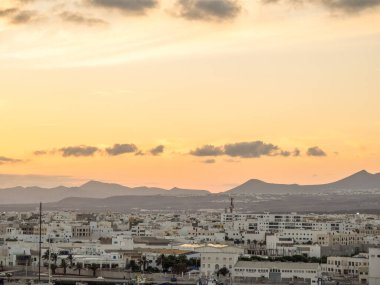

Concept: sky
[[0, 0, 380, 191]]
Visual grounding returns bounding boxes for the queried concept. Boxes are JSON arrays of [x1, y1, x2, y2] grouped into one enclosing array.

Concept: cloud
[[0, 8, 18, 17], [322, 0, 380, 13], [105, 143, 138, 156], [10, 10, 38, 24], [262, 0, 380, 13], [150, 145, 164, 155], [60, 11, 107, 26], [59, 145, 99, 157], [307, 146, 327, 157], [135, 150, 145, 156], [88, 0, 158, 14], [190, 145, 224, 156], [191, 141, 302, 158], [202, 159, 216, 164], [34, 150, 48, 156], [176, 0, 241, 21], [293, 148, 301, 157], [224, 141, 279, 158], [0, 156, 22, 165], [225, 158, 240, 163]]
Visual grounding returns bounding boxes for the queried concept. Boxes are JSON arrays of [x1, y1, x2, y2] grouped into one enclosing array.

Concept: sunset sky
[[0, 0, 379, 191]]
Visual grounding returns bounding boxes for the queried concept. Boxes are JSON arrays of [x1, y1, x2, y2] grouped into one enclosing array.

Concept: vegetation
[[126, 260, 140, 272], [239, 255, 326, 264], [160, 254, 198, 273], [89, 263, 100, 277], [67, 254, 74, 267], [217, 267, 230, 277], [50, 264, 58, 275], [75, 263, 83, 276], [60, 259, 68, 275]]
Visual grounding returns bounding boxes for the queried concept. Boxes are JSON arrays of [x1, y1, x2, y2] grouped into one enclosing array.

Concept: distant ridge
[[0, 180, 210, 204], [0, 170, 379, 204], [225, 170, 380, 195]]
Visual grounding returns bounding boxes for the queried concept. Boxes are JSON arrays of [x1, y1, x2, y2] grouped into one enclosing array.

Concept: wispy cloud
[[202, 158, 216, 164], [0, 156, 23, 165], [59, 11, 107, 26], [33, 150, 48, 156]]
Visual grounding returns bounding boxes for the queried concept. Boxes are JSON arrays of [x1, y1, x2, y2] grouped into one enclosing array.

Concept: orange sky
[[0, 0, 380, 191]]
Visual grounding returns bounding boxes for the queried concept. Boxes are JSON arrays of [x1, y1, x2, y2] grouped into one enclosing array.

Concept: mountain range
[[226, 170, 380, 195], [0, 170, 379, 205]]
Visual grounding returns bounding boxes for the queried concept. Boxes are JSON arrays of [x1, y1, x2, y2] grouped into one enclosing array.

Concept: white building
[[369, 248, 380, 285], [233, 261, 320, 285], [197, 245, 244, 277], [323, 254, 369, 278]]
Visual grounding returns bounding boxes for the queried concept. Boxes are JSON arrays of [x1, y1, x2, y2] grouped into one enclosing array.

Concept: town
[[0, 199, 379, 285]]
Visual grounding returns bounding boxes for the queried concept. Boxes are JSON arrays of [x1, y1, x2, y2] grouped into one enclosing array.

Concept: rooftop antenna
[[39, 202, 42, 282]]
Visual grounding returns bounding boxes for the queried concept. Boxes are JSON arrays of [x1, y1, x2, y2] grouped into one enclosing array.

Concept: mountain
[[226, 170, 380, 195], [0, 170, 379, 205], [0, 181, 210, 204]]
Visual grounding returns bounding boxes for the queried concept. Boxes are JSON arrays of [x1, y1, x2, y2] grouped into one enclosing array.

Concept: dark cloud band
[[177, 0, 241, 21], [88, 0, 158, 14], [262, 0, 380, 13], [59, 146, 99, 157], [105, 144, 138, 156]]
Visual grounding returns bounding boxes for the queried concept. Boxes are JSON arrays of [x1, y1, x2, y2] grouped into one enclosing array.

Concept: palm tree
[[67, 254, 74, 267], [42, 249, 50, 261], [51, 264, 57, 275], [60, 259, 68, 275], [155, 254, 164, 271], [75, 263, 83, 276], [89, 263, 99, 277], [51, 253, 58, 266]]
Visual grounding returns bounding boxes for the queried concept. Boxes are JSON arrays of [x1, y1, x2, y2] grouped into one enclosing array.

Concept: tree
[[51, 253, 58, 266], [127, 260, 140, 272], [75, 263, 83, 276], [50, 264, 57, 275], [60, 259, 68, 275], [138, 256, 150, 273], [42, 249, 50, 261], [89, 263, 100, 277], [67, 254, 74, 267], [156, 254, 164, 269], [217, 267, 230, 277], [172, 263, 187, 274]]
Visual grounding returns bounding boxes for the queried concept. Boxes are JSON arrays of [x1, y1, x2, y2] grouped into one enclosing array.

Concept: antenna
[[230, 197, 234, 213], [39, 202, 42, 282]]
